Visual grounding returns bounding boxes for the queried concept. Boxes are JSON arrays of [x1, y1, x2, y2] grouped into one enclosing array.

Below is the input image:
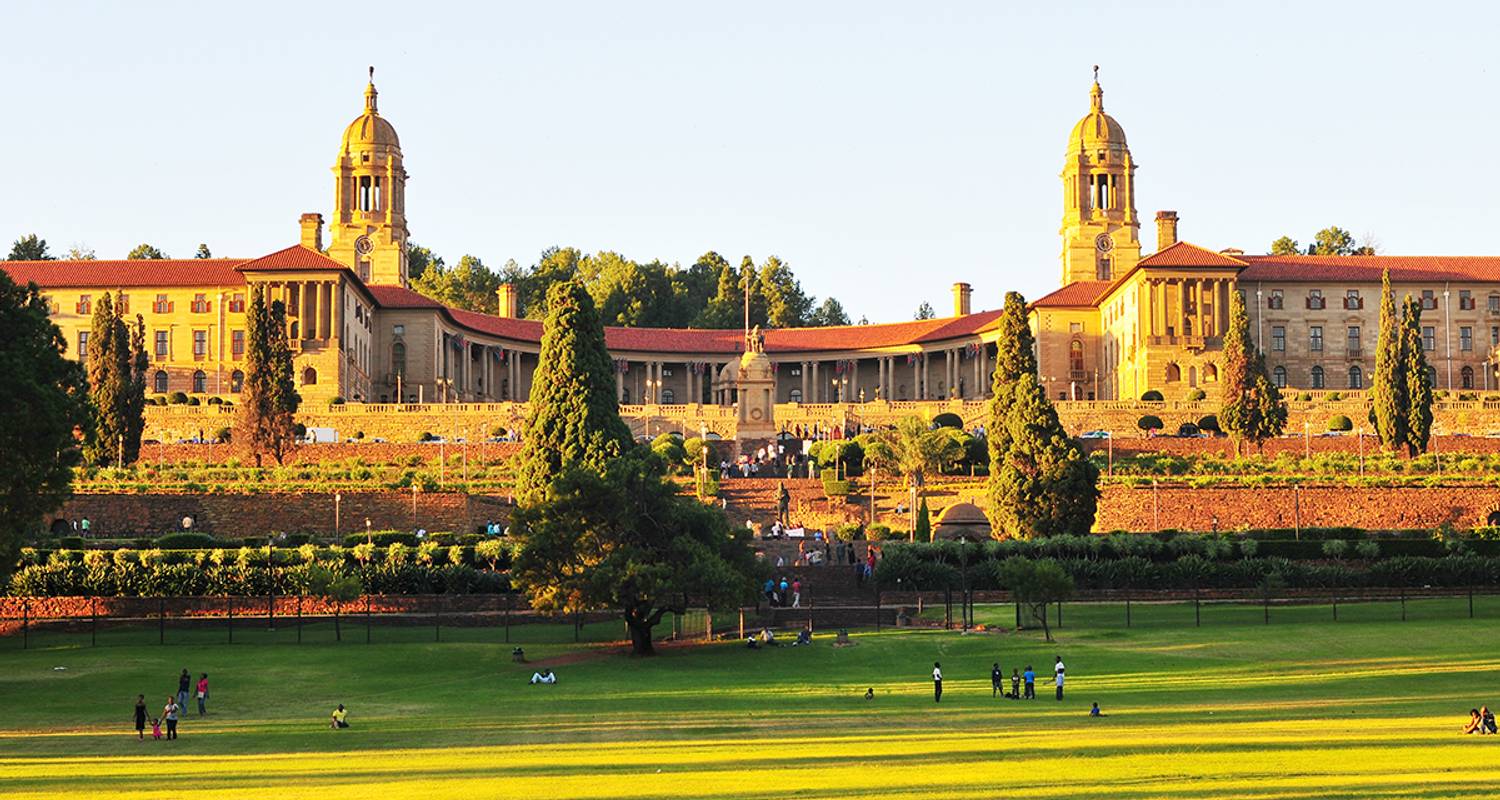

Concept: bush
[[1197, 415, 1220, 433], [343, 531, 419, 547], [57, 535, 84, 549], [168, 391, 188, 405], [836, 524, 863, 542], [207, 396, 223, 405], [931, 413, 964, 429], [1321, 539, 1349, 558], [1176, 422, 1200, 437], [187, 396, 201, 406], [1137, 415, 1164, 432], [419, 432, 435, 442], [292, 423, 307, 438], [154, 532, 218, 550], [1328, 415, 1353, 432], [354, 431, 365, 440], [1186, 389, 1207, 401], [1325, 392, 1343, 401], [1141, 390, 1164, 401], [150, 394, 168, 406], [330, 396, 346, 405], [214, 426, 233, 444]]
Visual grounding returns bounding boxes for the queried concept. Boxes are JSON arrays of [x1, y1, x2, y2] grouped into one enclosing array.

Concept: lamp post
[[334, 492, 341, 540], [364, 517, 372, 546], [1303, 420, 1310, 459], [959, 534, 970, 632]]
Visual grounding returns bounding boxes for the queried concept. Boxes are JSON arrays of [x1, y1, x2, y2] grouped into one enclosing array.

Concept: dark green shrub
[[343, 531, 419, 547], [154, 532, 217, 549], [187, 396, 201, 406], [932, 413, 964, 429], [330, 396, 346, 405], [1137, 415, 1164, 432], [1186, 388, 1207, 401], [1197, 415, 1220, 432], [1141, 390, 1164, 401], [214, 426, 232, 443], [293, 422, 307, 438], [1328, 415, 1353, 432], [57, 535, 84, 549], [168, 391, 188, 405]]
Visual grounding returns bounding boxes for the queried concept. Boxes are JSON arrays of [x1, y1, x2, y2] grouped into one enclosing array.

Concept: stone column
[[1195, 279, 1205, 339], [811, 361, 820, 402], [801, 361, 809, 402], [616, 359, 624, 402], [333, 282, 345, 345]]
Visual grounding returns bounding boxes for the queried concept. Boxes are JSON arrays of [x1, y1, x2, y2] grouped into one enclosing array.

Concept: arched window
[[230, 370, 244, 393], [1348, 365, 1363, 389], [153, 370, 169, 394], [391, 342, 406, 378], [1311, 366, 1325, 389], [1202, 363, 1218, 383], [289, 321, 299, 340], [1272, 366, 1286, 388], [660, 389, 675, 404], [1462, 366, 1475, 389], [1164, 363, 1181, 383], [788, 388, 803, 403], [1426, 366, 1437, 388], [1069, 340, 1085, 373], [302, 367, 317, 386], [192, 370, 206, 394]]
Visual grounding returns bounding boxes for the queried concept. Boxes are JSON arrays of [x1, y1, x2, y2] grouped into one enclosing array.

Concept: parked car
[[1079, 430, 1111, 439]]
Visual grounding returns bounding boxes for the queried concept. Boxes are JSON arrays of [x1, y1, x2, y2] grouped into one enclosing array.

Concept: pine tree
[[121, 314, 149, 464], [1400, 295, 1433, 456], [514, 280, 634, 505], [235, 286, 300, 465], [83, 293, 125, 465], [1372, 269, 1407, 451], [990, 373, 1099, 538], [986, 291, 1037, 465], [1219, 290, 1287, 453], [914, 499, 932, 542]]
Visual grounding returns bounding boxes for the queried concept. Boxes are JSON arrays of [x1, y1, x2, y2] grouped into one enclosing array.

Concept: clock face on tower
[[1095, 233, 1114, 253], [355, 236, 374, 256]]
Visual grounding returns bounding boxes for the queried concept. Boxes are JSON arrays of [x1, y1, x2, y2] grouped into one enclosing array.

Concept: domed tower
[[327, 68, 409, 286], [1059, 69, 1140, 285]]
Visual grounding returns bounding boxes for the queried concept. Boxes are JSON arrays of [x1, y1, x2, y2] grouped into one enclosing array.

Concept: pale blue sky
[[2, 1, 1495, 322]]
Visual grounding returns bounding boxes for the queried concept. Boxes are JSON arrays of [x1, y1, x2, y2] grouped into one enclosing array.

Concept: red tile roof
[[1031, 281, 1111, 308], [371, 282, 1003, 354], [236, 245, 350, 273], [1, 259, 248, 288], [1238, 254, 1500, 283], [1137, 241, 1248, 268]]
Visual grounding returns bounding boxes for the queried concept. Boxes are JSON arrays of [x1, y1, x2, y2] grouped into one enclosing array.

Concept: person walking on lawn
[[991, 663, 1003, 698], [176, 669, 191, 719], [932, 662, 943, 703], [133, 695, 147, 740], [196, 674, 209, 715], [1023, 665, 1036, 699]]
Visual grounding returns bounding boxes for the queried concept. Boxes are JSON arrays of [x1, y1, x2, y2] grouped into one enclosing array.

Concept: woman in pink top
[[195, 674, 209, 715]]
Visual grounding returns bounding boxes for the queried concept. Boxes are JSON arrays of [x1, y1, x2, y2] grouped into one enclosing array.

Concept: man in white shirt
[[1054, 657, 1066, 701], [932, 662, 943, 703]]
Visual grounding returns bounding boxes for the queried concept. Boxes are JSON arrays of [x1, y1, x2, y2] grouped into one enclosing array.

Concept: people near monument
[[529, 669, 557, 685], [176, 669, 191, 718], [991, 663, 1003, 698], [932, 662, 943, 703], [1023, 665, 1036, 699], [331, 704, 349, 728], [196, 674, 209, 715], [162, 696, 180, 740], [133, 695, 147, 740], [778, 577, 790, 604], [776, 482, 790, 525]]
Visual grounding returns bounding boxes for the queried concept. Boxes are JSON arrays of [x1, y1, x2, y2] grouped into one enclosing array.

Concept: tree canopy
[[0, 270, 89, 577], [1268, 226, 1375, 256], [988, 373, 1099, 538], [126, 243, 168, 260], [194, 244, 212, 259], [1372, 270, 1407, 450], [510, 452, 761, 655], [7, 234, 53, 261], [1399, 295, 1433, 457], [82, 293, 147, 466], [404, 243, 853, 329], [513, 280, 634, 505], [995, 556, 1074, 641]]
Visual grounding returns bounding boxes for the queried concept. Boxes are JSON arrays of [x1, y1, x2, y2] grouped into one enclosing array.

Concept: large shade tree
[[510, 452, 761, 655], [0, 271, 89, 576], [514, 280, 634, 505]]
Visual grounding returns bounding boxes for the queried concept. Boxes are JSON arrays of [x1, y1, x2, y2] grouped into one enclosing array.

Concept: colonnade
[[1142, 277, 1233, 341]]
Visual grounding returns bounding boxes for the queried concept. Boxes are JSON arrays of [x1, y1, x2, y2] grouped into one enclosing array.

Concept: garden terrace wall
[[53, 492, 513, 539], [135, 441, 521, 466], [1083, 434, 1500, 458]]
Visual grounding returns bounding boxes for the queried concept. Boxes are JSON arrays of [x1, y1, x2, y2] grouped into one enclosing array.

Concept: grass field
[[2, 601, 1498, 799]]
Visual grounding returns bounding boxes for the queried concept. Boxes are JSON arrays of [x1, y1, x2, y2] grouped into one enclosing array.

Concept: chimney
[[1156, 210, 1179, 251], [299, 213, 324, 251], [496, 283, 517, 318], [951, 282, 972, 317]]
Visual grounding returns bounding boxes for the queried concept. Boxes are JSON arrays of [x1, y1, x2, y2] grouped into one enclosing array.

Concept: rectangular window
[[1271, 326, 1285, 352], [1344, 290, 1362, 310], [154, 294, 172, 314], [1460, 290, 1474, 310], [1347, 326, 1361, 354], [192, 294, 209, 313], [1423, 326, 1435, 351], [118, 294, 129, 314], [1490, 295, 1500, 313], [155, 331, 169, 359], [76, 294, 92, 315], [231, 330, 245, 358], [229, 293, 245, 313], [1421, 290, 1436, 311], [193, 330, 207, 360], [1268, 290, 1283, 310], [1307, 289, 1325, 310], [1461, 326, 1473, 352], [77, 331, 89, 358], [1492, 326, 1499, 347], [1309, 325, 1323, 352]]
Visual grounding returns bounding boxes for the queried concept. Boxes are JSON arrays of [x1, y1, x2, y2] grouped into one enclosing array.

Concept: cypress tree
[[1400, 295, 1433, 456], [83, 293, 132, 466], [1219, 289, 1287, 453], [986, 291, 1037, 466], [235, 286, 300, 465], [990, 373, 1099, 538], [515, 280, 634, 504], [914, 499, 931, 542], [1371, 269, 1407, 451], [121, 314, 148, 464]]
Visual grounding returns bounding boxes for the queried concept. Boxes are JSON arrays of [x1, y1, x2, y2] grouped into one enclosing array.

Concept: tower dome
[[341, 72, 401, 152], [1066, 78, 1127, 154]]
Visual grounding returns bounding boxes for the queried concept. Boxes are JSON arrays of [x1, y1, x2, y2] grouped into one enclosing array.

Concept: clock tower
[[1059, 70, 1140, 285], [328, 68, 410, 287]]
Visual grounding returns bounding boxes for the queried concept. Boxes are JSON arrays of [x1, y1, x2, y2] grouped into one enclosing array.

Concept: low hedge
[[343, 531, 421, 547], [153, 532, 218, 550]]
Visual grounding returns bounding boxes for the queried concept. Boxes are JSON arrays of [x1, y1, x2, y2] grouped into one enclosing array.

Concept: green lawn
[[2, 604, 1498, 799]]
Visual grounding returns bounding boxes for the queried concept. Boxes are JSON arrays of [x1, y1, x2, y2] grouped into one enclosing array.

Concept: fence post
[[739, 608, 745, 640], [91, 596, 97, 647], [1263, 588, 1269, 625], [297, 595, 303, 644], [706, 611, 713, 642], [1332, 593, 1338, 621], [573, 609, 580, 643], [228, 596, 234, 644], [944, 587, 952, 630], [1056, 600, 1062, 630], [159, 597, 165, 645], [435, 594, 442, 643], [22, 598, 29, 650], [875, 585, 882, 632], [365, 595, 372, 644]]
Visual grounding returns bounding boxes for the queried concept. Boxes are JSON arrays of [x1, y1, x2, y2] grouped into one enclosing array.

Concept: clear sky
[[2, 1, 1496, 323]]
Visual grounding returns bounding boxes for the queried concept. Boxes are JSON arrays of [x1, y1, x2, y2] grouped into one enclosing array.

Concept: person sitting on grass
[[529, 669, 557, 685], [1483, 706, 1497, 735], [793, 628, 812, 647], [1463, 708, 1482, 734], [331, 704, 349, 729], [758, 628, 777, 646], [864, 687, 874, 701], [1089, 702, 1104, 717], [745, 636, 760, 650]]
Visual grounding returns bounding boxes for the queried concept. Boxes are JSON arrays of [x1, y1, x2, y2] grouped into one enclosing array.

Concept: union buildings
[[7, 74, 1500, 420]]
